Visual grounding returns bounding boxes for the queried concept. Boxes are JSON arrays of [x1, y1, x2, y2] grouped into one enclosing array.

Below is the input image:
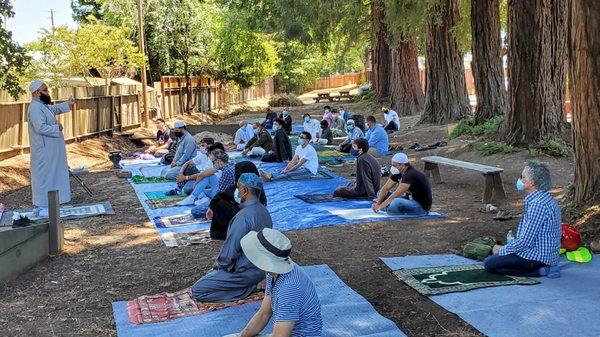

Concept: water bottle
[[506, 230, 515, 244]]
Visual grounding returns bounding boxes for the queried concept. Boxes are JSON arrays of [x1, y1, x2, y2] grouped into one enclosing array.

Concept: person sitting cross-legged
[[243, 122, 273, 157], [336, 119, 364, 153], [261, 118, 292, 163], [166, 137, 216, 196], [330, 108, 347, 137], [191, 173, 272, 302], [484, 161, 562, 278], [372, 153, 432, 215], [382, 106, 400, 133], [160, 121, 197, 179], [314, 120, 333, 145], [333, 138, 381, 200], [365, 115, 389, 156], [234, 121, 256, 151], [226, 228, 323, 337], [145, 118, 171, 156], [259, 131, 319, 182], [279, 107, 293, 134], [302, 114, 321, 141]]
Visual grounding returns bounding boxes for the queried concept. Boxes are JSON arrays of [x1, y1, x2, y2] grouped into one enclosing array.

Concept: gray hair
[[523, 161, 552, 191]]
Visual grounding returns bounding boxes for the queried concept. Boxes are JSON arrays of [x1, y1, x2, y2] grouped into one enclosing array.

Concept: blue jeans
[[483, 253, 546, 277], [385, 196, 427, 215], [188, 174, 219, 199]]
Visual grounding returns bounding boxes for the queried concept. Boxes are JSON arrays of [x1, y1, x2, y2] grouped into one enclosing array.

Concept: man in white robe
[[27, 80, 76, 209]]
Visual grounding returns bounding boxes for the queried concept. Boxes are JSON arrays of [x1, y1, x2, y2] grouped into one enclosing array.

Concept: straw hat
[[241, 228, 293, 274]]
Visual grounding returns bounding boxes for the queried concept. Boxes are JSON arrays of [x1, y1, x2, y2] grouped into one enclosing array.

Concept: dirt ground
[[0, 90, 580, 337]]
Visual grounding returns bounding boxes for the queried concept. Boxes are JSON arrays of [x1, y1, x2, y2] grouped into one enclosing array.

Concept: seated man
[[337, 119, 364, 153], [191, 173, 272, 302], [234, 121, 255, 151], [302, 114, 321, 141], [232, 228, 323, 337], [167, 137, 215, 196], [261, 118, 292, 163], [330, 108, 347, 137], [314, 120, 333, 145], [484, 161, 562, 278], [159, 129, 179, 165], [382, 106, 400, 132], [322, 105, 333, 127], [262, 108, 278, 130], [160, 121, 197, 179], [260, 131, 319, 182], [279, 107, 293, 134], [243, 122, 273, 157], [339, 106, 350, 121], [372, 153, 431, 215], [334, 138, 381, 199], [365, 115, 389, 156], [145, 118, 171, 156], [177, 149, 235, 206]]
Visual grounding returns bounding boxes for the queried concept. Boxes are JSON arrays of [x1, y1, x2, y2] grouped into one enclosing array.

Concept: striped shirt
[[217, 162, 236, 193], [499, 190, 562, 265], [266, 264, 322, 337]]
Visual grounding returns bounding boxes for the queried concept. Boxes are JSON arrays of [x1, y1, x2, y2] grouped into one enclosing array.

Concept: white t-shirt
[[294, 144, 319, 175], [384, 109, 400, 127], [192, 152, 213, 171], [303, 119, 321, 140]]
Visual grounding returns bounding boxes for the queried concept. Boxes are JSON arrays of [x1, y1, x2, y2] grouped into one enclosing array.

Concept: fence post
[[18, 103, 26, 154], [48, 190, 63, 254], [96, 97, 101, 138]]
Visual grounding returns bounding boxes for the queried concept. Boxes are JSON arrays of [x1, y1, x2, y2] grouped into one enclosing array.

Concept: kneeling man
[[191, 173, 272, 302], [333, 138, 381, 199], [485, 161, 562, 277]]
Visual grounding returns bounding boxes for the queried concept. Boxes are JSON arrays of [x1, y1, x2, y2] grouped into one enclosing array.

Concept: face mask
[[304, 117, 310, 123], [350, 147, 360, 157], [199, 147, 207, 154], [516, 178, 526, 191], [254, 129, 260, 136], [282, 110, 288, 116], [40, 93, 52, 105], [347, 125, 355, 131], [297, 137, 305, 146], [234, 189, 242, 204], [273, 124, 280, 131], [390, 166, 400, 176], [324, 108, 330, 113]]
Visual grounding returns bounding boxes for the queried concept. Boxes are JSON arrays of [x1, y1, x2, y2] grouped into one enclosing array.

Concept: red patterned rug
[[127, 288, 264, 324]]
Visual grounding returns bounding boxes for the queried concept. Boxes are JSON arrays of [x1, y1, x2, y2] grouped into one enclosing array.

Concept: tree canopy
[[1, 1, 31, 99]]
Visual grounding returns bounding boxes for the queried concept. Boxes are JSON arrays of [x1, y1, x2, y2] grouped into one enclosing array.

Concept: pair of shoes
[[166, 188, 181, 196], [493, 210, 514, 221], [381, 166, 390, 177], [538, 265, 561, 278]]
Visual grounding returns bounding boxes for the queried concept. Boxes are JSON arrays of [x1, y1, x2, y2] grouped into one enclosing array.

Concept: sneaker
[[176, 195, 196, 206], [166, 188, 181, 196], [194, 196, 210, 207]]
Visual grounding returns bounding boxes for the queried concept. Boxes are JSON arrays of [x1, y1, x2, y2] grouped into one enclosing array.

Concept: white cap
[[391, 153, 409, 164], [173, 121, 185, 128], [347, 119, 355, 124], [29, 80, 44, 94], [241, 228, 293, 274]]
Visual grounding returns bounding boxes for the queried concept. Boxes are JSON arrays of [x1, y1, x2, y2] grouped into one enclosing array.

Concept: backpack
[[463, 236, 497, 261]]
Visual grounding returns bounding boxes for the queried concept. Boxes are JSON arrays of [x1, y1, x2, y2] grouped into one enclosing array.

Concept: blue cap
[[238, 173, 263, 189]]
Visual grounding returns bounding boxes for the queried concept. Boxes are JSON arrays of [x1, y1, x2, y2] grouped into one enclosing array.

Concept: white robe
[[27, 98, 71, 207]]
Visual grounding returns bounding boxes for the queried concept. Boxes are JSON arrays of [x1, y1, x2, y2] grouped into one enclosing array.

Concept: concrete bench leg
[[492, 173, 506, 200], [424, 162, 442, 184], [483, 174, 495, 204]]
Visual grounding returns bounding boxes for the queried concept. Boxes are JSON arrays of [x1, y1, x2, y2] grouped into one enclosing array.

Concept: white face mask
[[390, 166, 400, 175]]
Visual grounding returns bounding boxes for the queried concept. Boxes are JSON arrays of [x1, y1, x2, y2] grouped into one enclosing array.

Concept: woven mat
[[131, 175, 173, 184], [294, 194, 371, 204], [154, 214, 208, 228], [393, 264, 539, 296], [146, 196, 187, 209], [127, 288, 264, 324], [160, 229, 213, 247]]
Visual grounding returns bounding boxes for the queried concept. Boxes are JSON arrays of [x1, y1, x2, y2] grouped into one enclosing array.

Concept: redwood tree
[[569, 1, 600, 204], [471, 0, 507, 124], [421, 0, 470, 124], [503, 0, 567, 145], [389, 39, 424, 115], [371, 0, 391, 100]]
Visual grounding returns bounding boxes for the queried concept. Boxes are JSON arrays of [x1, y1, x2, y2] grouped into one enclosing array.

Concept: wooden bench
[[313, 93, 334, 103], [421, 156, 506, 204], [335, 90, 354, 101]]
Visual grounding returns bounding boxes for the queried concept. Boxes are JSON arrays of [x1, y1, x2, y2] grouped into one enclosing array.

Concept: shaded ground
[[0, 92, 577, 337]]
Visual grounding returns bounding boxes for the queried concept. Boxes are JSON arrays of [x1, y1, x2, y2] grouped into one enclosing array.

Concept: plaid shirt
[[217, 162, 236, 193], [499, 190, 562, 265]]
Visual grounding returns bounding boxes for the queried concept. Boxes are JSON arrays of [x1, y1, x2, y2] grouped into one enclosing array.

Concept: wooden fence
[[0, 85, 157, 160], [307, 71, 369, 91]]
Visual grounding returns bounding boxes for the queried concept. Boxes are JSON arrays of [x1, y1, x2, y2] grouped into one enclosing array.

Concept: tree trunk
[[371, 0, 391, 100], [570, 0, 600, 204], [471, 0, 507, 124], [389, 39, 424, 115], [183, 60, 193, 114], [421, 0, 471, 124], [503, 0, 567, 145]]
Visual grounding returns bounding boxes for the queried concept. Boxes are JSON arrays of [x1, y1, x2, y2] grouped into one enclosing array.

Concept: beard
[[40, 93, 52, 105]]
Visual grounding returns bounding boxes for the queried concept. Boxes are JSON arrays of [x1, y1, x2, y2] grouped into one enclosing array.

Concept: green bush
[[473, 141, 517, 156], [471, 115, 504, 136], [448, 120, 473, 139], [528, 138, 569, 157], [356, 87, 375, 101]]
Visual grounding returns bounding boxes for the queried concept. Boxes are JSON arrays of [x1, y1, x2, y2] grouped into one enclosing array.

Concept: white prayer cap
[[391, 152, 409, 164], [173, 121, 185, 128], [347, 119, 355, 124], [29, 80, 44, 94]]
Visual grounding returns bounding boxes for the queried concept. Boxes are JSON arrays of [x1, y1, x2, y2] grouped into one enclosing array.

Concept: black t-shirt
[[390, 165, 432, 211]]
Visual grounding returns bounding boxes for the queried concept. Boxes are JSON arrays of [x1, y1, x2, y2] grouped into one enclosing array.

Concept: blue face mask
[[304, 117, 310, 123], [273, 124, 280, 131], [297, 137, 305, 146], [516, 178, 526, 191], [234, 189, 242, 204], [347, 125, 354, 131], [350, 147, 360, 157]]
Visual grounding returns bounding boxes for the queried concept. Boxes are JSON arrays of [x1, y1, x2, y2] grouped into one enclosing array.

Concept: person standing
[[27, 80, 76, 209]]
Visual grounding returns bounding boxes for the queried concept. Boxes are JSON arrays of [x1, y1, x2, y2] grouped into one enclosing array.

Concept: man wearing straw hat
[[191, 173, 272, 302], [225, 228, 322, 337], [27, 80, 75, 210]]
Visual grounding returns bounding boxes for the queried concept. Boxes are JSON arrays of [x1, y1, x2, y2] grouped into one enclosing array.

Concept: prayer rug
[[271, 170, 334, 181], [160, 229, 213, 247], [144, 191, 179, 200], [392, 264, 539, 295], [146, 196, 187, 209], [131, 175, 173, 184], [294, 194, 372, 204], [18, 201, 116, 221], [127, 288, 264, 324], [154, 214, 208, 228], [329, 208, 446, 221]]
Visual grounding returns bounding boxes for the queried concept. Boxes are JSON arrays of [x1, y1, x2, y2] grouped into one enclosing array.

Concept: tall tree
[[503, 0, 567, 145], [371, 0, 391, 100], [0, 1, 31, 99], [71, 0, 104, 22], [569, 1, 600, 204], [421, 0, 470, 124], [388, 40, 424, 115], [471, 0, 506, 124]]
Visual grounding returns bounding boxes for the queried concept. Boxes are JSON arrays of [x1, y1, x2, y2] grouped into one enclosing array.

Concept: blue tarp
[[381, 254, 600, 337], [112, 264, 406, 337]]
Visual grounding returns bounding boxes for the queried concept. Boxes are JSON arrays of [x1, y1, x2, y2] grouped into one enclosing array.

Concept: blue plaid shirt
[[499, 190, 562, 265], [217, 162, 236, 193]]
